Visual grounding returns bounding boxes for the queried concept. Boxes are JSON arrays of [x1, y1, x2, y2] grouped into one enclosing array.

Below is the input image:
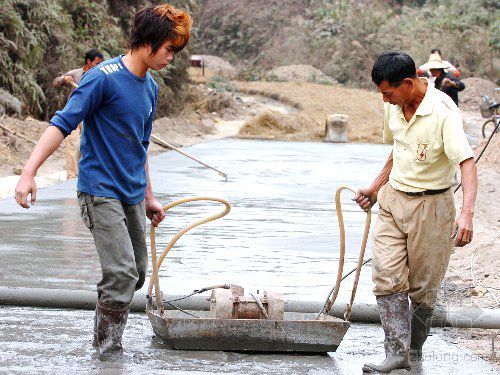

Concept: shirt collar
[[414, 78, 433, 116]]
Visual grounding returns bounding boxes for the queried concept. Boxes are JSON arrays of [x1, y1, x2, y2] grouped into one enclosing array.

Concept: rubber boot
[[362, 292, 411, 373], [409, 304, 434, 361], [96, 300, 129, 356], [92, 306, 98, 347]]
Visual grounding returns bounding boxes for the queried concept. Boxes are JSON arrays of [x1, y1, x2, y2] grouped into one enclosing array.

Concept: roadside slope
[[236, 81, 383, 143]]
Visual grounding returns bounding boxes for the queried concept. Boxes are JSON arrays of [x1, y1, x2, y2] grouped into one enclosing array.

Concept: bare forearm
[[460, 158, 477, 216], [22, 126, 65, 176], [144, 156, 165, 226], [354, 151, 393, 210], [370, 151, 393, 193]]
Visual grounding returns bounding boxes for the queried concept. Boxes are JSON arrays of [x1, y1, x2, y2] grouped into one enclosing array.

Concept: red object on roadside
[[454, 70, 461, 78]]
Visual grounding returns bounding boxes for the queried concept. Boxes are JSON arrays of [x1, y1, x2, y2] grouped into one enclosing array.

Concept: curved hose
[[147, 197, 231, 314], [318, 186, 371, 321]]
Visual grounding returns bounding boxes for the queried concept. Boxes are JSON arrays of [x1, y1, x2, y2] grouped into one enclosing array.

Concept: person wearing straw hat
[[418, 48, 460, 80], [420, 53, 465, 106]]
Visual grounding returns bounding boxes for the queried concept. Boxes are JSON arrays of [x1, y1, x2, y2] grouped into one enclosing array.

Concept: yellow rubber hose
[[319, 186, 372, 321], [148, 197, 231, 314]]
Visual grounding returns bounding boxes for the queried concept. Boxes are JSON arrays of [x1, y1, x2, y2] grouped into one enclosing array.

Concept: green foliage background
[[0, 0, 198, 119], [1, 0, 497, 118], [197, 0, 499, 86]]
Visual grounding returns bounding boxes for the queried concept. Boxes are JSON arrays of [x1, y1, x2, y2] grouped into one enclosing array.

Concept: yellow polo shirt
[[383, 78, 473, 192]]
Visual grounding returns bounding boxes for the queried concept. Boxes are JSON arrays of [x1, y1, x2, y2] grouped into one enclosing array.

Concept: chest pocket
[[412, 129, 443, 164], [414, 137, 433, 163]]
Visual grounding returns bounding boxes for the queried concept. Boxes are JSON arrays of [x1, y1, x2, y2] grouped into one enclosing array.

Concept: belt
[[404, 187, 450, 196]]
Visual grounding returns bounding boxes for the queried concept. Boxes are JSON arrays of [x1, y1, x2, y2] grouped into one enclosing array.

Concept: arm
[[442, 76, 465, 91], [53, 69, 76, 88], [15, 127, 65, 208], [16, 69, 106, 209], [451, 158, 477, 247], [145, 156, 165, 227], [53, 74, 68, 87], [453, 78, 465, 91], [353, 151, 393, 211]]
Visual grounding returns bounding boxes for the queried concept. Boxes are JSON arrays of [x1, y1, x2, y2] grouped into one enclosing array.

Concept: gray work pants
[[77, 192, 148, 307]]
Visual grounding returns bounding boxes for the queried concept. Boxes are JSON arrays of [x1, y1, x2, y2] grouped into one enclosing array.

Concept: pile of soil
[[460, 77, 497, 112], [149, 84, 243, 148], [194, 55, 238, 79], [478, 132, 500, 169], [265, 65, 337, 85], [196, 92, 233, 113], [239, 110, 320, 141], [236, 81, 383, 143]]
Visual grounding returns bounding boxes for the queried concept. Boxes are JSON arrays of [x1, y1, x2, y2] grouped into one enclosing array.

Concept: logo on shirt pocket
[[416, 140, 430, 162]]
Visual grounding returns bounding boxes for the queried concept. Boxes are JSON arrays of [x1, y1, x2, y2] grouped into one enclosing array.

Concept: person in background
[[53, 49, 104, 179], [422, 53, 465, 106], [418, 48, 460, 81]]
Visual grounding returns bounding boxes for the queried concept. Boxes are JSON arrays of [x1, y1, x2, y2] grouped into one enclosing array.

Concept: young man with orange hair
[[15, 4, 192, 356]]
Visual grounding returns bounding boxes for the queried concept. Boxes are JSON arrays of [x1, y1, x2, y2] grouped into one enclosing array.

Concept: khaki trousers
[[371, 183, 455, 309], [65, 123, 82, 179]]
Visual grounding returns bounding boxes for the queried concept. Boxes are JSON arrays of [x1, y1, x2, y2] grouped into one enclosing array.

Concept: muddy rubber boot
[[96, 300, 129, 357], [362, 292, 411, 373], [92, 306, 98, 348], [409, 304, 434, 362]]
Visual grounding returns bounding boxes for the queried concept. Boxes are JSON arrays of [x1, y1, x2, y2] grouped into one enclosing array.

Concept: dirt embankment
[[0, 116, 65, 177], [236, 81, 383, 143], [460, 77, 497, 112], [0, 83, 294, 179]]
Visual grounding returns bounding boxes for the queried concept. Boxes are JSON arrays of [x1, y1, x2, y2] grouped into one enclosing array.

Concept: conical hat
[[421, 53, 449, 70]]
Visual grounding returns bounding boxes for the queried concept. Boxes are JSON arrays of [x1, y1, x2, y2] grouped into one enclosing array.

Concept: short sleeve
[[382, 102, 394, 144], [50, 69, 106, 137]]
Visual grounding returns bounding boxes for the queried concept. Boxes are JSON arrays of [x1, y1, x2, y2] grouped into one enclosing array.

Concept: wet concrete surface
[[1, 307, 496, 374], [0, 139, 386, 303], [1, 139, 497, 373]]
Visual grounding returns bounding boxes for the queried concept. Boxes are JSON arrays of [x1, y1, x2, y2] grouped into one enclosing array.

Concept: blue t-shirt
[[50, 56, 158, 204]]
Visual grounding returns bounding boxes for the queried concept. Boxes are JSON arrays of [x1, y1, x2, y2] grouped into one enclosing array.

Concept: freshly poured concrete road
[[0, 140, 496, 374], [0, 139, 383, 301]]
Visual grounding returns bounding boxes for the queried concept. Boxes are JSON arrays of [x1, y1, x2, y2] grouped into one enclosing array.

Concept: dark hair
[[371, 51, 416, 87], [430, 48, 442, 56], [84, 49, 103, 64], [128, 4, 192, 54]]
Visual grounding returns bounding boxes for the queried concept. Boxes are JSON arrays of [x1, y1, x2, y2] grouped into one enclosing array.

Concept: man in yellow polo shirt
[[354, 51, 477, 373]]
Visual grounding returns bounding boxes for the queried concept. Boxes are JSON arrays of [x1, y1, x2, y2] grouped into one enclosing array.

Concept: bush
[[0, 0, 198, 119], [197, 0, 499, 87], [206, 76, 237, 93]]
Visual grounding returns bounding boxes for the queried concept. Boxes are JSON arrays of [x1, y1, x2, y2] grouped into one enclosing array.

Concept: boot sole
[[362, 364, 411, 373]]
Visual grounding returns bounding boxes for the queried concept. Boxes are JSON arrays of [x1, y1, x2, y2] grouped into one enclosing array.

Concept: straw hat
[[421, 53, 449, 70]]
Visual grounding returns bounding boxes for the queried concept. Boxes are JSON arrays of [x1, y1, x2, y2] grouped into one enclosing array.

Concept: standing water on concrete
[[0, 139, 497, 374]]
